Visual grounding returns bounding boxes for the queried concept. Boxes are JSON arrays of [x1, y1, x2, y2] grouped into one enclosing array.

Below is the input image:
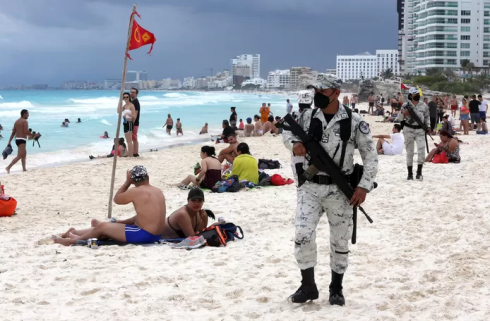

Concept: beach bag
[[196, 226, 228, 247], [218, 223, 244, 241], [270, 174, 293, 186], [258, 159, 281, 170], [0, 183, 16, 217], [432, 151, 449, 164], [224, 175, 240, 193]]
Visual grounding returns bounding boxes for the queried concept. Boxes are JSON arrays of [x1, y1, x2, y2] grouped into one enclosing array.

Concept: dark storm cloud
[[0, 0, 396, 86]]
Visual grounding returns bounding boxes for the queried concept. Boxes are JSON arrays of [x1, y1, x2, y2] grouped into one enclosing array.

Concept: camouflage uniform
[[395, 97, 430, 167], [283, 101, 378, 274]]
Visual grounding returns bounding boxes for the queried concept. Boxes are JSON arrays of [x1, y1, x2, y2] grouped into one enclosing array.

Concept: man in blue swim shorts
[[53, 165, 167, 246]]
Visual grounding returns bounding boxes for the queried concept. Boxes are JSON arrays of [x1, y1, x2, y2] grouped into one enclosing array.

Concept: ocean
[[0, 90, 289, 171]]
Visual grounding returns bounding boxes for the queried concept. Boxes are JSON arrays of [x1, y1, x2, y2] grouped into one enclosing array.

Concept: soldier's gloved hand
[[292, 142, 306, 156], [350, 187, 367, 207]]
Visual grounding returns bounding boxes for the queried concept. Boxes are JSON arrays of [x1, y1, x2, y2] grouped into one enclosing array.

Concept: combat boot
[[407, 166, 413, 180], [329, 270, 345, 306], [289, 268, 319, 303], [416, 164, 423, 181]]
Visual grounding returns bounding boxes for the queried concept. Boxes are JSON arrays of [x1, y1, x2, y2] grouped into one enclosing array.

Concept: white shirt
[[448, 115, 455, 126], [390, 133, 404, 154], [480, 100, 488, 112], [286, 103, 293, 114]]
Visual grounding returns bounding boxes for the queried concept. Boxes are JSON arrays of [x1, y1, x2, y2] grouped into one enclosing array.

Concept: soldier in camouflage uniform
[[283, 74, 378, 306], [291, 90, 313, 187], [395, 87, 430, 180]]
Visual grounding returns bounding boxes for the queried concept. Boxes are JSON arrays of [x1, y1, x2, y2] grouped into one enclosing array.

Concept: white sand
[[1, 105, 490, 320]]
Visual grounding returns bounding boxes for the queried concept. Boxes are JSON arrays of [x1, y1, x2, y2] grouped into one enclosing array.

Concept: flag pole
[[107, 3, 137, 218]]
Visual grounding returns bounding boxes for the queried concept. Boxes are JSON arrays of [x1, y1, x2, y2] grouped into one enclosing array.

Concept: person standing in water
[[165, 114, 174, 135], [119, 92, 136, 157], [5, 109, 40, 174]]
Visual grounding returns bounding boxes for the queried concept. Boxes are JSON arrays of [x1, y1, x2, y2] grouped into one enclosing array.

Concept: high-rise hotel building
[[398, 0, 490, 74]]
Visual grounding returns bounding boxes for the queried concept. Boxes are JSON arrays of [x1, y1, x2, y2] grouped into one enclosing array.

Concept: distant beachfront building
[[183, 77, 197, 89], [326, 68, 337, 75], [104, 79, 121, 90], [161, 78, 182, 90], [267, 70, 291, 89], [126, 71, 148, 82], [241, 78, 267, 88], [398, 0, 490, 74], [336, 50, 399, 81], [290, 67, 314, 89], [231, 54, 261, 80]]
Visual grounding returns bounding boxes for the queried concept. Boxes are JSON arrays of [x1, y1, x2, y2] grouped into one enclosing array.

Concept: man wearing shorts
[[130, 88, 140, 157], [217, 133, 238, 163], [165, 114, 174, 135], [53, 165, 167, 246], [478, 94, 488, 123], [469, 95, 481, 130], [368, 93, 374, 115], [5, 109, 40, 174], [373, 124, 404, 155]]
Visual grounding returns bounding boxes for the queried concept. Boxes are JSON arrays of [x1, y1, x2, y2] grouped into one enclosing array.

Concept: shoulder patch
[[359, 121, 370, 134]]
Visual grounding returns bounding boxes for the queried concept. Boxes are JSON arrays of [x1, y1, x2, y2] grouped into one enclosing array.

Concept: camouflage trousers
[[403, 127, 426, 166], [295, 181, 353, 274]]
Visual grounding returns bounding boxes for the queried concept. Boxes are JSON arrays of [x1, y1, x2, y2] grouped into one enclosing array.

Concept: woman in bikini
[[460, 97, 470, 135], [119, 92, 136, 157], [176, 146, 222, 189], [161, 188, 211, 239]]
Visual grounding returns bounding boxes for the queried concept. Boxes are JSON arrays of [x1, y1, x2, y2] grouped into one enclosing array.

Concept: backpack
[[258, 159, 282, 170], [225, 175, 240, 193], [196, 223, 244, 247]]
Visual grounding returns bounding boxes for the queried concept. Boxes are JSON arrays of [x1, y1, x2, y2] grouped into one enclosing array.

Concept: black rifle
[[282, 114, 374, 226], [404, 102, 433, 153]]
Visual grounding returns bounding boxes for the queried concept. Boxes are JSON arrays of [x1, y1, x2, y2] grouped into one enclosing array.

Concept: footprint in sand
[[81, 288, 101, 296]]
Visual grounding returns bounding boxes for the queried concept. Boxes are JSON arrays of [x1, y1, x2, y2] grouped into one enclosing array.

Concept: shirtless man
[[6, 109, 39, 174], [199, 123, 208, 135], [161, 188, 209, 239], [53, 165, 166, 246], [217, 134, 238, 163], [262, 115, 274, 134], [253, 115, 263, 136], [164, 114, 174, 135], [350, 94, 357, 109], [368, 93, 375, 115], [398, 92, 404, 110], [176, 118, 183, 136]]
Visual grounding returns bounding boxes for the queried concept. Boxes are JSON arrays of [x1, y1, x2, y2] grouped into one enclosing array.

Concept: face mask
[[413, 95, 421, 102], [314, 92, 333, 109]]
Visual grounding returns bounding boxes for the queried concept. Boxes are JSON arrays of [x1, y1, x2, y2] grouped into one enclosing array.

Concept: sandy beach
[[1, 103, 490, 320]]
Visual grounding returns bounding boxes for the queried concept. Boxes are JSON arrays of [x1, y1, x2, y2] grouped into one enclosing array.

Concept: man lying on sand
[[53, 165, 166, 246]]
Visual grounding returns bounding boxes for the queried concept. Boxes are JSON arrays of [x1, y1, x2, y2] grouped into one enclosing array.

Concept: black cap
[[188, 188, 204, 201]]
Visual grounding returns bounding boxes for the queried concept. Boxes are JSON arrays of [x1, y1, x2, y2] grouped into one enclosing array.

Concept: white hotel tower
[[398, 0, 490, 74]]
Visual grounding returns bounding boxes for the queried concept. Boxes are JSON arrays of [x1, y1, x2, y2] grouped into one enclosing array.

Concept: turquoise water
[[0, 90, 289, 169]]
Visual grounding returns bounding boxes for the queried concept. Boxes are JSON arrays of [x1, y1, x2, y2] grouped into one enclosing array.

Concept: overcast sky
[[0, 0, 397, 86]]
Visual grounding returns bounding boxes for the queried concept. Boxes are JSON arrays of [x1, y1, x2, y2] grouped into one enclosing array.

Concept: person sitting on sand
[[215, 120, 234, 144], [176, 146, 222, 189], [161, 188, 210, 239], [199, 123, 208, 135], [239, 119, 244, 130], [262, 115, 274, 134], [439, 115, 455, 136], [253, 115, 263, 136], [229, 143, 259, 184], [274, 116, 283, 134], [373, 124, 404, 155], [89, 138, 127, 159], [102, 131, 110, 139], [53, 166, 166, 245], [217, 134, 238, 164], [244, 118, 254, 137], [425, 130, 460, 163]]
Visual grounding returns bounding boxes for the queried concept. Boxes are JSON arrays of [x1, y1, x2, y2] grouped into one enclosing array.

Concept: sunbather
[[53, 165, 166, 245], [217, 133, 238, 163], [176, 146, 222, 189], [161, 188, 211, 239]]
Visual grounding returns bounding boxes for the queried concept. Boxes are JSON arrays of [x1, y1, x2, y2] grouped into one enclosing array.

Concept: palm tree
[[460, 59, 470, 78]]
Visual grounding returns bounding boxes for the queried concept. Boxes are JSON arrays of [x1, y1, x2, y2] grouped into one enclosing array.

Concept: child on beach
[[176, 119, 183, 136], [239, 119, 244, 130]]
